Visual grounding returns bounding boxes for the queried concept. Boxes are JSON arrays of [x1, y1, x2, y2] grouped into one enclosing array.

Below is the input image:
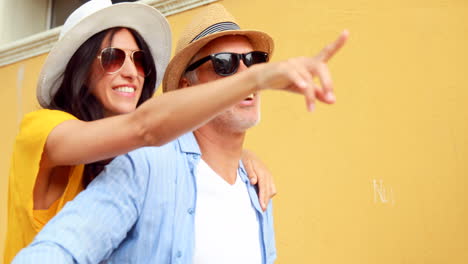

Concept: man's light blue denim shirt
[[12, 133, 276, 264]]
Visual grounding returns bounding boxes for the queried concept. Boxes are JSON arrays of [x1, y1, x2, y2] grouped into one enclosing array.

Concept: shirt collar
[[177, 132, 201, 155], [179, 132, 250, 186], [238, 160, 264, 214], [237, 160, 249, 183]]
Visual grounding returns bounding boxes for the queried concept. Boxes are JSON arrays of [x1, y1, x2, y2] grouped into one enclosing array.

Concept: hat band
[[191, 22, 240, 43]]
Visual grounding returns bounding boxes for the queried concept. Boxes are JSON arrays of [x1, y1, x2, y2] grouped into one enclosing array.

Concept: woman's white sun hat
[[37, 0, 171, 107]]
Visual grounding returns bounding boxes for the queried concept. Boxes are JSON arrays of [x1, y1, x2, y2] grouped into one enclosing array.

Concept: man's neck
[[194, 126, 245, 185]]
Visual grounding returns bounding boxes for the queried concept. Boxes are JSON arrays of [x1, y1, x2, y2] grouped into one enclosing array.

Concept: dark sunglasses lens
[[101, 48, 125, 73], [212, 53, 239, 76], [132, 51, 149, 76], [244, 51, 268, 67]]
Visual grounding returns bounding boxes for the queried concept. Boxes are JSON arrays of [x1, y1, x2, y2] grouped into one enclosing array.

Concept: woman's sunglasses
[[97, 47, 151, 77], [185, 51, 269, 76]]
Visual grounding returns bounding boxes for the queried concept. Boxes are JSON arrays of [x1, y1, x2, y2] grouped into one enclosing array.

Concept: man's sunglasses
[[185, 51, 269, 76], [97, 47, 151, 77]]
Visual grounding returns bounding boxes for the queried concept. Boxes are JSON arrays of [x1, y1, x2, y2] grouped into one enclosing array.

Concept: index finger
[[316, 29, 349, 62]]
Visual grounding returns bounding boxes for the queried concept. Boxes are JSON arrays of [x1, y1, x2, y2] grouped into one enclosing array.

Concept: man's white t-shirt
[[193, 159, 262, 264]]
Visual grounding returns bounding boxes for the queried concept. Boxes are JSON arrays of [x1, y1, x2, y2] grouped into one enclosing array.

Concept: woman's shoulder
[[22, 109, 78, 123], [16, 109, 78, 140]]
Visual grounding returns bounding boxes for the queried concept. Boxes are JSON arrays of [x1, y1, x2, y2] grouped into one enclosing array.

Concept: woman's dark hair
[[47, 27, 157, 187]]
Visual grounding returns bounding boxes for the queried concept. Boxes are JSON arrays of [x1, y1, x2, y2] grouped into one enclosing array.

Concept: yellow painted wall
[[0, 54, 46, 262], [1, 0, 467, 263]]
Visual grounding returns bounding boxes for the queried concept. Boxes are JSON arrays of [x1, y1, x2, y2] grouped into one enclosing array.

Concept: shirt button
[[176, 251, 182, 258], [187, 208, 194, 215]]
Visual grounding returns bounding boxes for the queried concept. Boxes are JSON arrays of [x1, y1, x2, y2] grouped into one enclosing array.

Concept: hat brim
[[162, 30, 274, 93], [37, 3, 171, 107]]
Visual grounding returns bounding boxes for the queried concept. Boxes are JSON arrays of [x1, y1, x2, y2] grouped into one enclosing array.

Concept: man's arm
[[11, 243, 75, 263], [13, 149, 151, 264]]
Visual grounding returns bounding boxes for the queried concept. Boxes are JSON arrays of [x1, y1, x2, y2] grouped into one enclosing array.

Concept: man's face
[[188, 35, 261, 133]]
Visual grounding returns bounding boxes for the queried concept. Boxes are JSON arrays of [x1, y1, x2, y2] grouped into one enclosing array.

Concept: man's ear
[[179, 77, 191, 88]]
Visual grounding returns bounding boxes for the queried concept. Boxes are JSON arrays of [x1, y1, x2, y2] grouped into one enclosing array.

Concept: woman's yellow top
[[4, 109, 84, 263]]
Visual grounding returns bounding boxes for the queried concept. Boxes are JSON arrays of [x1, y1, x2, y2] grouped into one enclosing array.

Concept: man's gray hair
[[183, 69, 199, 85]]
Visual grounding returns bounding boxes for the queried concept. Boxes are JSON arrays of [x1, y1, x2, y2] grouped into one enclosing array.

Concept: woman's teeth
[[114, 86, 135, 93], [245, 93, 254, 100]]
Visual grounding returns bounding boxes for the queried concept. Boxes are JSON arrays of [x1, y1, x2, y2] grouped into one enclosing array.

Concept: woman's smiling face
[[87, 28, 145, 117]]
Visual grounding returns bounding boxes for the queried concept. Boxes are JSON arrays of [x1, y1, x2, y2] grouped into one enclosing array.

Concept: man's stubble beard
[[210, 106, 261, 134]]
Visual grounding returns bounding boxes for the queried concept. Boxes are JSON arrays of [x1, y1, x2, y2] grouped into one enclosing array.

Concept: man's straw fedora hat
[[37, 0, 171, 107], [162, 3, 274, 92]]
